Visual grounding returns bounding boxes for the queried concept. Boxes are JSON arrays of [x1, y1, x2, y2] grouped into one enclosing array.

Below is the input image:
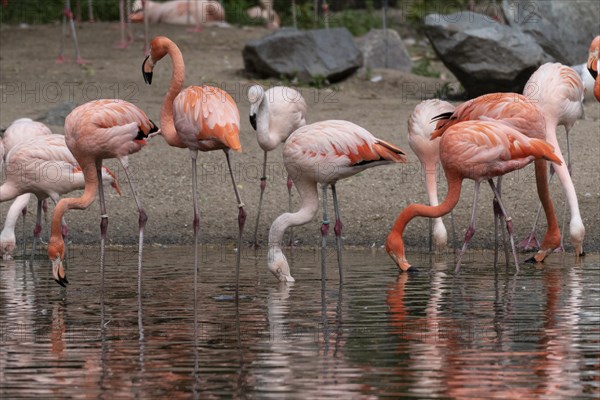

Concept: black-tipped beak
[[142, 55, 153, 85], [588, 66, 597, 80], [249, 114, 257, 130]]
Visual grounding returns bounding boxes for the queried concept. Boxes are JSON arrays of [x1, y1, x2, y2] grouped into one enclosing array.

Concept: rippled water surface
[[1, 246, 599, 398]]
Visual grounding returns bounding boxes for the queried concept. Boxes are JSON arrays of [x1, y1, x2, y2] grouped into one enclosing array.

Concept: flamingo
[[129, 0, 225, 28], [141, 35, 246, 290], [430, 92, 561, 262], [56, 0, 87, 64], [386, 120, 562, 273], [247, 84, 308, 247], [267, 120, 407, 283], [116, 0, 134, 49], [522, 63, 585, 256], [247, 1, 281, 29], [0, 135, 121, 260], [588, 36, 600, 102], [47, 99, 158, 286], [407, 99, 455, 253]]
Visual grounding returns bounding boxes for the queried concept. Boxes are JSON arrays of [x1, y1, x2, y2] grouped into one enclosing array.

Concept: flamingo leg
[[252, 151, 268, 248], [126, 0, 134, 43], [21, 205, 27, 259], [97, 162, 108, 295], [119, 158, 147, 290], [492, 177, 510, 266], [287, 175, 294, 247], [142, 0, 149, 54], [190, 150, 200, 279], [66, 0, 87, 64], [116, 0, 128, 49], [40, 199, 49, 244], [331, 184, 344, 283], [488, 179, 519, 273], [31, 199, 43, 261], [88, 0, 94, 22], [455, 181, 480, 273], [320, 184, 329, 281], [224, 150, 247, 296], [56, 1, 68, 63]]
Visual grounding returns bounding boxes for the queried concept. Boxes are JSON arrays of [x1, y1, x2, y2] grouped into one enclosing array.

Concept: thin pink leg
[[455, 181, 480, 273]]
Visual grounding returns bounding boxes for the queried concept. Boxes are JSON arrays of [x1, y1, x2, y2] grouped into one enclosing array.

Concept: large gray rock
[[503, 0, 600, 65], [242, 28, 363, 83], [355, 29, 412, 72], [424, 12, 545, 97]]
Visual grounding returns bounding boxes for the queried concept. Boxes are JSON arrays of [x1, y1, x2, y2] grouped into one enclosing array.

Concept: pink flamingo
[[588, 36, 600, 101], [141, 36, 246, 288], [247, 1, 281, 29], [267, 120, 407, 282], [56, 0, 87, 64], [407, 99, 455, 253], [47, 99, 158, 286], [522, 63, 585, 256], [247, 84, 308, 247], [0, 135, 121, 260], [130, 0, 225, 32], [430, 92, 561, 263], [386, 120, 562, 273]]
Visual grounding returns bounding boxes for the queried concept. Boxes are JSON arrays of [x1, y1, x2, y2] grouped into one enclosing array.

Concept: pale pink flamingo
[[430, 92, 561, 263], [130, 0, 225, 32], [247, 1, 281, 29], [386, 120, 562, 273], [247, 84, 308, 247], [47, 99, 158, 286], [56, 0, 87, 64], [0, 135, 121, 260], [267, 120, 407, 282], [523, 63, 585, 256], [141, 35, 246, 288], [588, 36, 600, 102], [407, 99, 455, 253]]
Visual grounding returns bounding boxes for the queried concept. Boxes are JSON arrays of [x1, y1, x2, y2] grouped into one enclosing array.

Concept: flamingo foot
[[187, 26, 203, 33], [55, 54, 69, 64], [76, 57, 88, 65], [114, 40, 129, 49], [517, 231, 540, 251]]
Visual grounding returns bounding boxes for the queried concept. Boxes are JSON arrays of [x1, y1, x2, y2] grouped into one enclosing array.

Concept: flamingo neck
[[386, 173, 462, 262], [256, 98, 279, 151], [0, 182, 19, 202], [160, 40, 187, 148]]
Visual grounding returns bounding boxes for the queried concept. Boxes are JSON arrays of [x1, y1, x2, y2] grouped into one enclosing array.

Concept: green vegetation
[[411, 59, 440, 78]]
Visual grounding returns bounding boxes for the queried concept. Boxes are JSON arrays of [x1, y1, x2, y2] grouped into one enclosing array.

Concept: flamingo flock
[[1, 33, 598, 289]]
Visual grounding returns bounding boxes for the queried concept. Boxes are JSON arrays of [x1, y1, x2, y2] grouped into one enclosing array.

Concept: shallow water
[[1, 246, 599, 398]]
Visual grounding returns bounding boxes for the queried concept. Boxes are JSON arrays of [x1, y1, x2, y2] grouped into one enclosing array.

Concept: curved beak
[[142, 55, 153, 85], [52, 256, 68, 287], [249, 114, 257, 130]]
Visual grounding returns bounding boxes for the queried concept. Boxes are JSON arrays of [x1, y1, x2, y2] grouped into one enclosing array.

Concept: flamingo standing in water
[[267, 120, 407, 283], [0, 135, 121, 260], [47, 99, 158, 286], [141, 36, 246, 289], [386, 120, 562, 273], [588, 36, 600, 101], [522, 63, 585, 256], [247, 84, 308, 247], [431, 92, 561, 263], [407, 99, 455, 253]]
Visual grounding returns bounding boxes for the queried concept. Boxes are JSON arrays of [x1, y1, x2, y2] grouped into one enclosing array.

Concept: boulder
[[242, 28, 363, 83], [355, 29, 412, 72], [502, 0, 600, 65], [424, 12, 545, 97]]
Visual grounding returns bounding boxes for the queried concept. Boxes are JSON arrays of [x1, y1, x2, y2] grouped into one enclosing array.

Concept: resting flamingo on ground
[[386, 120, 562, 273], [588, 36, 600, 102], [130, 0, 225, 32], [523, 63, 585, 256], [0, 135, 121, 260], [407, 99, 455, 253], [267, 120, 407, 283], [431, 92, 561, 263], [141, 35, 246, 289], [47, 99, 158, 286], [247, 84, 308, 247]]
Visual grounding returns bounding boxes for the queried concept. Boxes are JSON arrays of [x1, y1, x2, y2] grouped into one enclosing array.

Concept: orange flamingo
[[407, 99, 455, 253], [267, 120, 407, 282], [47, 99, 158, 286], [430, 92, 561, 262], [386, 120, 562, 273], [141, 35, 246, 288], [588, 36, 600, 101], [523, 63, 585, 256], [247, 84, 308, 247]]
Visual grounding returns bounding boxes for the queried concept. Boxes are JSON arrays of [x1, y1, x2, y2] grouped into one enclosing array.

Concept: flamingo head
[[385, 232, 412, 272], [247, 85, 265, 131], [142, 36, 172, 85], [267, 246, 295, 283], [48, 238, 67, 286]]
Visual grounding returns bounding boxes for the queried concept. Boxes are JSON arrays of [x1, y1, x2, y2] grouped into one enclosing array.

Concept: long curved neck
[[160, 41, 187, 148], [1, 193, 31, 236], [0, 182, 19, 202], [387, 172, 463, 259], [257, 99, 279, 151]]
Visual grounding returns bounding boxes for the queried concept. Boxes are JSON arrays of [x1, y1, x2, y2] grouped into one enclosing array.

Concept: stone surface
[[355, 29, 412, 72], [424, 12, 545, 97], [502, 0, 600, 65], [242, 28, 363, 83], [39, 101, 76, 127]]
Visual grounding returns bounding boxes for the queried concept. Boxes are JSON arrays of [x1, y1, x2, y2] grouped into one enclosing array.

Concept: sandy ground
[[1, 21, 599, 255]]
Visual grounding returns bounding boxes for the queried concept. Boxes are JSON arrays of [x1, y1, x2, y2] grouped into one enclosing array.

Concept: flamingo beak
[[111, 181, 123, 196], [52, 256, 68, 287], [249, 114, 257, 130], [142, 55, 153, 85]]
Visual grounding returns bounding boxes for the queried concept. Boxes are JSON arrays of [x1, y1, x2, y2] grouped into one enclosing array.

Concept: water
[[1, 246, 599, 398]]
